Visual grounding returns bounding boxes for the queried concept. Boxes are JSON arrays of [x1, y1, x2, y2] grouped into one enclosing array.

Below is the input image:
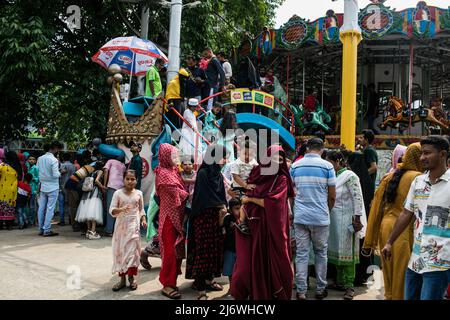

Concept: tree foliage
[[0, 0, 283, 147]]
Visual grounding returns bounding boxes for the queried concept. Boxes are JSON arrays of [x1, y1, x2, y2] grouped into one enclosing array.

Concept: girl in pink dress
[[110, 170, 147, 291]]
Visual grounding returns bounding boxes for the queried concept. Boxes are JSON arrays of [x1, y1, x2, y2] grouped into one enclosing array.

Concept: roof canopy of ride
[[238, 1, 450, 105]]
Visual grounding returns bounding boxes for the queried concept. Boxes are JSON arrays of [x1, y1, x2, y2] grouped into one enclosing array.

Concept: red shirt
[[304, 95, 317, 112]]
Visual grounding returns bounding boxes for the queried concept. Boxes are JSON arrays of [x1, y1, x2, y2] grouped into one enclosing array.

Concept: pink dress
[[109, 189, 146, 275]]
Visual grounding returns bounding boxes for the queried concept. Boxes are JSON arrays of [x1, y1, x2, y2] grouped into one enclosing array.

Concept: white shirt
[[222, 61, 232, 80], [37, 152, 61, 193], [404, 169, 450, 274], [230, 158, 258, 188]]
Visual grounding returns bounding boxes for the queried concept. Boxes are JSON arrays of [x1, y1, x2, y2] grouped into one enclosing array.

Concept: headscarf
[[4, 151, 22, 180], [389, 144, 407, 173], [247, 145, 295, 198], [155, 143, 184, 191], [191, 145, 227, 215], [0, 148, 4, 163], [347, 151, 374, 213], [397, 142, 423, 172], [155, 143, 188, 259]]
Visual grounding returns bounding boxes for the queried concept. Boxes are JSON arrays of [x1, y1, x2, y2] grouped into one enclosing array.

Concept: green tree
[[0, 0, 284, 146]]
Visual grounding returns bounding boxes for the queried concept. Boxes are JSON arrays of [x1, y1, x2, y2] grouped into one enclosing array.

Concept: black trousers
[[166, 99, 184, 129]]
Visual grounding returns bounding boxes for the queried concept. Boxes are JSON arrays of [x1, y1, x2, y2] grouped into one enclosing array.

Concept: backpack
[[82, 175, 94, 192]]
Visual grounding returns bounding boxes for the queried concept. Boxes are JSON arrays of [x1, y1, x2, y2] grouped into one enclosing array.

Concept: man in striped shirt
[[290, 138, 336, 300]]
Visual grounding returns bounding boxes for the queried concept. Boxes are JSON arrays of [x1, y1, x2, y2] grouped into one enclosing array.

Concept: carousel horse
[[291, 103, 332, 134], [379, 96, 449, 133]]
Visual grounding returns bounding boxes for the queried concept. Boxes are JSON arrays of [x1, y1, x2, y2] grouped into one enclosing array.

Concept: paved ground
[[0, 223, 384, 300]]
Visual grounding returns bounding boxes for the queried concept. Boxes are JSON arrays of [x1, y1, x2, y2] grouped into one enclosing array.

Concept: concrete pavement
[[0, 224, 384, 300]]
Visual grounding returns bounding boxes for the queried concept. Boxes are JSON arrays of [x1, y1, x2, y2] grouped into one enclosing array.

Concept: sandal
[[140, 251, 152, 270], [128, 277, 138, 291], [205, 281, 223, 291], [234, 221, 251, 235], [112, 281, 126, 292], [343, 288, 355, 300], [197, 293, 208, 300], [162, 288, 181, 300]]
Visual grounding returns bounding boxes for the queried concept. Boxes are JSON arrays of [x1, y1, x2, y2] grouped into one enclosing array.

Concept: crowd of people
[[1, 130, 449, 301]]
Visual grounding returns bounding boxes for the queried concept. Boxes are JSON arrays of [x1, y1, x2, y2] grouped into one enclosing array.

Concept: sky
[[275, 0, 450, 27]]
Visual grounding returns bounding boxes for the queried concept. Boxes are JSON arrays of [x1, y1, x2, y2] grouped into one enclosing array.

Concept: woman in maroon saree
[[231, 145, 295, 300]]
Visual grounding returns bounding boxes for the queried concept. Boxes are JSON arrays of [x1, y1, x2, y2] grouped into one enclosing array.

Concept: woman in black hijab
[[344, 150, 375, 286], [186, 145, 228, 300]]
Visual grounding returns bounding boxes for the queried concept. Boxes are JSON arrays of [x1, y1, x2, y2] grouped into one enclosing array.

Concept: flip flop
[[162, 289, 181, 300], [234, 222, 251, 235], [205, 281, 223, 291], [197, 293, 208, 300], [129, 279, 138, 291]]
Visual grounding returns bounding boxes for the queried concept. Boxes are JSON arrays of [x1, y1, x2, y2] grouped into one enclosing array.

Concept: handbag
[[81, 175, 94, 192]]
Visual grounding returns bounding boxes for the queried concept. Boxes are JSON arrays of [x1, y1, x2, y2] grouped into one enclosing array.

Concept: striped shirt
[[290, 153, 336, 226]]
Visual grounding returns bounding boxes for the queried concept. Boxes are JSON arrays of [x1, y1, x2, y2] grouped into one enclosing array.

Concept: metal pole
[[286, 53, 290, 104], [128, 51, 136, 100], [137, 4, 150, 96], [321, 67, 324, 107], [408, 42, 414, 132], [302, 58, 306, 102], [167, 0, 183, 82]]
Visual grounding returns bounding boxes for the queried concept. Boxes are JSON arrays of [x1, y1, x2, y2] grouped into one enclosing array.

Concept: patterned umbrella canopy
[[92, 36, 168, 76]]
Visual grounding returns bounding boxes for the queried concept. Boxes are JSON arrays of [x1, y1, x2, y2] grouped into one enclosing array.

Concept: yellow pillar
[[340, 30, 361, 151]]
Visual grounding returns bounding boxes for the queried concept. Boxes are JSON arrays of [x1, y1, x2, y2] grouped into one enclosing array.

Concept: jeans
[[404, 268, 450, 300], [16, 206, 27, 227], [28, 194, 37, 225], [58, 190, 65, 223], [37, 190, 59, 234], [294, 224, 329, 294], [104, 188, 117, 234], [207, 86, 218, 111]]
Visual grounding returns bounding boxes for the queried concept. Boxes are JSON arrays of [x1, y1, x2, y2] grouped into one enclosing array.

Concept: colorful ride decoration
[[103, 79, 164, 204], [244, 1, 450, 56], [379, 96, 450, 134]]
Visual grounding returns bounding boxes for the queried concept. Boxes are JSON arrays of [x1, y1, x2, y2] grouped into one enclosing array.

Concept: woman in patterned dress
[[326, 150, 367, 300], [156, 144, 189, 299], [0, 151, 22, 230], [186, 145, 228, 300]]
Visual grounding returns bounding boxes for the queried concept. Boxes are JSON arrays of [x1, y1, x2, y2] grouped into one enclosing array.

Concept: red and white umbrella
[[92, 36, 168, 76]]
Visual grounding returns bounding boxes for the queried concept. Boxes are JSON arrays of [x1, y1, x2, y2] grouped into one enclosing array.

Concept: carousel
[[236, 0, 450, 151]]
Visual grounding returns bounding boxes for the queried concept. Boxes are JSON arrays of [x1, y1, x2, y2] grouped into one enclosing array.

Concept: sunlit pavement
[[0, 224, 384, 300]]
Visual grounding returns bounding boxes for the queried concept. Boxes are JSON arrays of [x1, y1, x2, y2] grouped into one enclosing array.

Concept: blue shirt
[[37, 152, 61, 193], [290, 153, 336, 226]]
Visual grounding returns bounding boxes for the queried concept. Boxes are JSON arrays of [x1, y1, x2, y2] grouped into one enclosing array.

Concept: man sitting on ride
[[304, 88, 318, 114]]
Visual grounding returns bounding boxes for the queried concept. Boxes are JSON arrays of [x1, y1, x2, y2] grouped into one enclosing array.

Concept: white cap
[[188, 98, 199, 106]]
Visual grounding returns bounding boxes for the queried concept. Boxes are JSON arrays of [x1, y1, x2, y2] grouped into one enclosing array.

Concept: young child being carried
[[220, 198, 241, 293], [230, 140, 257, 235], [180, 156, 196, 233]]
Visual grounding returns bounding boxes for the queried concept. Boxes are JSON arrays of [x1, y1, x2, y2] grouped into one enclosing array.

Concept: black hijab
[[4, 151, 22, 181], [191, 145, 227, 215], [347, 151, 375, 214]]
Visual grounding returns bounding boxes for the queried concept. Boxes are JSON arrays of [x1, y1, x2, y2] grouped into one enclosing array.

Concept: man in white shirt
[[37, 141, 63, 237], [217, 52, 232, 84], [382, 136, 450, 300]]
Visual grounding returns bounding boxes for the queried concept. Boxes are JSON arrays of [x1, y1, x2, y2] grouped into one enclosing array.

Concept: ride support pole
[[339, 0, 361, 151], [340, 30, 361, 151]]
